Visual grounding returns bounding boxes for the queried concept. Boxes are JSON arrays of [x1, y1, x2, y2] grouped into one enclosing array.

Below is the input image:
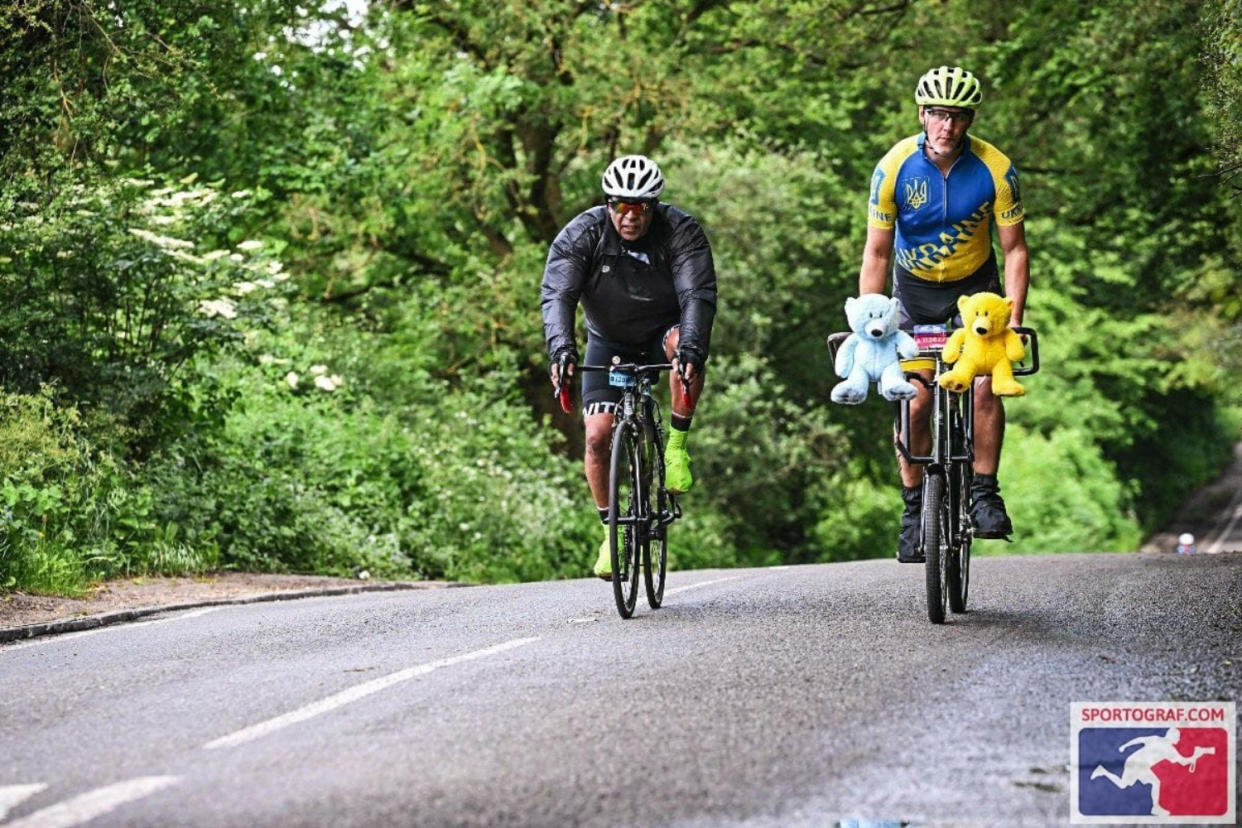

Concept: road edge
[[0, 581, 463, 644]]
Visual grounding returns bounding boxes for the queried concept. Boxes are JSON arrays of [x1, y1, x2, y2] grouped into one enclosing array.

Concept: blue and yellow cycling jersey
[[868, 133, 1024, 283]]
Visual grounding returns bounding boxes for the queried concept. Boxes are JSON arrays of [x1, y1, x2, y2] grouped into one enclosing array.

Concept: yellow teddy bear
[[937, 292, 1026, 396]]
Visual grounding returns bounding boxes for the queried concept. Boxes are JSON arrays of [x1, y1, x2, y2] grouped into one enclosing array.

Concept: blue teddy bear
[[831, 294, 919, 404]]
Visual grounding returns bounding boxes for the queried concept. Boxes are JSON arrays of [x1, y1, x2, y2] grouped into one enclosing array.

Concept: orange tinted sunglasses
[[608, 199, 654, 216]]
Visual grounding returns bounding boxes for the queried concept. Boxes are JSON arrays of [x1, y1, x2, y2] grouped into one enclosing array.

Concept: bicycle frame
[[895, 325, 1040, 475], [896, 351, 975, 623], [579, 362, 681, 533], [826, 324, 1040, 624], [896, 326, 1039, 622], [577, 361, 681, 617]]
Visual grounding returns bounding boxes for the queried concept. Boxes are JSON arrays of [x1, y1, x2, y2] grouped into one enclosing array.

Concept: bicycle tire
[[645, 487, 668, 609], [923, 473, 947, 624], [609, 422, 642, 618], [948, 462, 971, 614]]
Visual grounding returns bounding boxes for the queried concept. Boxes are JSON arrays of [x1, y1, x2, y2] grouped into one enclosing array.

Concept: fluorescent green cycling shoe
[[664, 445, 694, 494], [593, 531, 612, 581]]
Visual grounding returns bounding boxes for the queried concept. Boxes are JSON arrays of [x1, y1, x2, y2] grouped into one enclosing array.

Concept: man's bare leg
[[585, 411, 615, 578]]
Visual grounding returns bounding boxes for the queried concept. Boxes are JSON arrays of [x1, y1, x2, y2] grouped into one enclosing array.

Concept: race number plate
[[913, 324, 948, 351]]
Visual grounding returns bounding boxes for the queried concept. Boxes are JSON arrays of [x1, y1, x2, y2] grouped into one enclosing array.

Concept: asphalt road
[[2, 552, 1239, 827]]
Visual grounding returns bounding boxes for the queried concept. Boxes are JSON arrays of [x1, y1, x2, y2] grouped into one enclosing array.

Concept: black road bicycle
[[560, 360, 682, 619], [827, 324, 1039, 624]]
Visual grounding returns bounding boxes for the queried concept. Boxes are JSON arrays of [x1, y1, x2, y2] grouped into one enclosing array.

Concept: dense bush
[[1, 0, 1239, 596], [0, 389, 216, 594]]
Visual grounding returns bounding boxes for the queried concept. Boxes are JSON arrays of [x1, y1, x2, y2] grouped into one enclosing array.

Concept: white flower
[[286, 371, 300, 389], [237, 240, 264, 251], [231, 190, 252, 198], [197, 298, 238, 319], [310, 364, 328, 375], [229, 253, 244, 262], [233, 281, 259, 295], [167, 249, 204, 264], [201, 249, 230, 261], [314, 375, 337, 392], [129, 228, 195, 249]]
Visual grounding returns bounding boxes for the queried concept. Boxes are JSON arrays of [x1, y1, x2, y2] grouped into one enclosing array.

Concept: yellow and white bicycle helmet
[[914, 66, 983, 108]]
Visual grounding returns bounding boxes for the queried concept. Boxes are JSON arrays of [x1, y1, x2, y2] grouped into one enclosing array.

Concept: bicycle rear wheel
[[609, 422, 642, 618], [645, 488, 668, 609], [922, 473, 947, 624]]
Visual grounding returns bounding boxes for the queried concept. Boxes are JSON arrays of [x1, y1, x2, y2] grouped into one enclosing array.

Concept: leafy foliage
[[1, 0, 1239, 595]]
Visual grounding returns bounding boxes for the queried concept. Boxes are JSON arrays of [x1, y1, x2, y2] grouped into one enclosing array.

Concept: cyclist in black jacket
[[541, 155, 717, 579]]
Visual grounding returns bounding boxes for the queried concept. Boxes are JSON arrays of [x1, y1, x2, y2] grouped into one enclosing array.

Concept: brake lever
[[554, 380, 572, 413], [554, 355, 574, 413]]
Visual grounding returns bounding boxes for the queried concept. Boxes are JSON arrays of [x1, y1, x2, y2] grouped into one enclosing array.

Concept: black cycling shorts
[[893, 259, 1002, 330], [581, 327, 677, 416]]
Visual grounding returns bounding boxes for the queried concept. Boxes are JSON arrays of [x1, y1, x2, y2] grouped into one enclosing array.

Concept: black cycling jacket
[[540, 204, 717, 364]]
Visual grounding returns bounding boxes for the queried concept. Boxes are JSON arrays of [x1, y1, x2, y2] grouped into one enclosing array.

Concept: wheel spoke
[[923, 474, 947, 624]]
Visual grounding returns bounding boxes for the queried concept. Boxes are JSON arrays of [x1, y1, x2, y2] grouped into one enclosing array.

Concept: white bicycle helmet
[[914, 66, 983, 108], [601, 155, 665, 200]]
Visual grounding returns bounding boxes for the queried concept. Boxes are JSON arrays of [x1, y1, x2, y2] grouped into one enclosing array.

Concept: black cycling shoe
[[970, 474, 1013, 539], [897, 485, 924, 563]]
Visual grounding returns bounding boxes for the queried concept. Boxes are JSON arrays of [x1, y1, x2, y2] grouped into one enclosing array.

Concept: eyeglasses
[[607, 199, 655, 216], [924, 107, 973, 125]]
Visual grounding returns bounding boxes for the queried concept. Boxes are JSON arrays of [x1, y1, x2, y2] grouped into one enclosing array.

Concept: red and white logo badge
[[1071, 702, 1236, 824]]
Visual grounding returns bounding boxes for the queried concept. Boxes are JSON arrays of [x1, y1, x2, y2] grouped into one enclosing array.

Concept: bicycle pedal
[[897, 553, 926, 564]]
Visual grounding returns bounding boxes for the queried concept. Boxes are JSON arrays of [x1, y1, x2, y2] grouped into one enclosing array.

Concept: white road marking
[[0, 785, 46, 821], [5, 777, 178, 828], [1205, 483, 1242, 555], [664, 576, 740, 597], [203, 636, 541, 750], [1, 608, 223, 653]]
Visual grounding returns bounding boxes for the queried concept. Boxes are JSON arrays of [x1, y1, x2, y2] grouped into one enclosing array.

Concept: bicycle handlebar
[[581, 362, 685, 395], [1010, 326, 1039, 377], [577, 362, 675, 374], [825, 327, 1041, 377], [554, 362, 678, 414]]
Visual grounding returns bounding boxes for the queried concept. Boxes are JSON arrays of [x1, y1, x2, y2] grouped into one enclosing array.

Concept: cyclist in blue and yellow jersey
[[858, 65, 1030, 562], [542, 155, 717, 579]]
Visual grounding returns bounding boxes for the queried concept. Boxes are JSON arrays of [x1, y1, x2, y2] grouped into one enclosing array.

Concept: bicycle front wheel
[[609, 422, 643, 618], [645, 489, 668, 609], [922, 473, 947, 624], [948, 463, 972, 614]]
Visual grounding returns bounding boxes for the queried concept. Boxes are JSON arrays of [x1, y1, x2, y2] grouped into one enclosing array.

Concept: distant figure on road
[[1090, 727, 1215, 816]]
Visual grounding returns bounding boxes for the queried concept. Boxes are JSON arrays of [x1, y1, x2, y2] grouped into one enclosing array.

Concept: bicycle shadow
[[944, 604, 1085, 645]]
